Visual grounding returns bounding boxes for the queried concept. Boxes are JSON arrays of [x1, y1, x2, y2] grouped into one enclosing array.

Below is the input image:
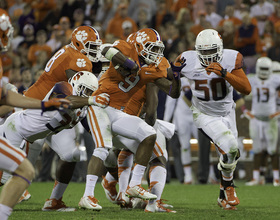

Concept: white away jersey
[[180, 49, 240, 116], [14, 82, 87, 142], [248, 74, 280, 116]]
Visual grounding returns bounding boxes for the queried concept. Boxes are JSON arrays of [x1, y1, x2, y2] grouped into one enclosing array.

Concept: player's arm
[[66, 93, 110, 109], [0, 105, 14, 117], [144, 83, 159, 126], [101, 44, 139, 76], [205, 53, 251, 95], [0, 89, 70, 111]]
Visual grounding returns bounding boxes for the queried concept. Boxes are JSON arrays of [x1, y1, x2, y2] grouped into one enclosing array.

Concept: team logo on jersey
[[76, 58, 86, 67], [76, 30, 88, 42]]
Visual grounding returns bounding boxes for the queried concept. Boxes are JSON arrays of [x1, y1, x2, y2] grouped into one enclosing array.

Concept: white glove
[[88, 93, 110, 108]]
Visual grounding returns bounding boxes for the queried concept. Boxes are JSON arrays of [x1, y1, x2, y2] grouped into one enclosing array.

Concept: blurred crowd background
[[1, 0, 280, 183]]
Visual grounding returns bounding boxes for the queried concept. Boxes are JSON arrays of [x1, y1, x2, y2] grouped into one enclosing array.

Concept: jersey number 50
[[195, 78, 227, 101]]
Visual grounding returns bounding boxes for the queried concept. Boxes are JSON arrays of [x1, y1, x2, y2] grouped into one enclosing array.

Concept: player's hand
[[269, 112, 280, 119], [170, 57, 186, 80], [41, 98, 71, 113], [205, 62, 227, 77], [88, 93, 110, 108]]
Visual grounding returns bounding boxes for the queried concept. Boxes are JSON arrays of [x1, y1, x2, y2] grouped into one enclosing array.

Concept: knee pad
[[60, 146, 87, 162], [93, 147, 109, 161]]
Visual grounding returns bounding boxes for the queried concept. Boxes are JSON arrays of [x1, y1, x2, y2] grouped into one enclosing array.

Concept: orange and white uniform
[[111, 85, 175, 161], [24, 45, 92, 100], [0, 58, 26, 173], [88, 40, 170, 160]]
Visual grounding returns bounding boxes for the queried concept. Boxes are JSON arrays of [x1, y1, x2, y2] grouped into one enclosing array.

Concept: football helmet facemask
[[71, 26, 102, 63], [69, 71, 98, 97], [195, 29, 223, 66], [134, 28, 164, 66], [0, 9, 14, 52], [272, 61, 280, 74], [256, 57, 272, 80]]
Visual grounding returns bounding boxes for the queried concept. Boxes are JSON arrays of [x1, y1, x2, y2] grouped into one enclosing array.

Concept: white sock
[[253, 170, 260, 181], [0, 204, 12, 220], [118, 151, 133, 192], [148, 166, 166, 205], [50, 180, 68, 200], [105, 172, 116, 183], [273, 170, 279, 181], [83, 175, 98, 197], [183, 165, 192, 182], [129, 164, 146, 188]]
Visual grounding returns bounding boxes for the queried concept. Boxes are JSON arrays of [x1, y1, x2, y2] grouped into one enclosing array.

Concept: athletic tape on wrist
[[88, 96, 94, 105], [105, 47, 119, 60]]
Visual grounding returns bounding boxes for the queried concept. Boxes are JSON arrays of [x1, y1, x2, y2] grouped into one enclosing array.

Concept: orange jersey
[[124, 85, 146, 116], [95, 40, 169, 110], [25, 45, 92, 100]]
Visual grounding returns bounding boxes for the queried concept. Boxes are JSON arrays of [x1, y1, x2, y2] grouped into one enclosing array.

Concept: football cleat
[[42, 198, 76, 212], [273, 179, 280, 187], [126, 185, 157, 200], [145, 200, 176, 213], [224, 186, 239, 206], [217, 198, 237, 210], [158, 199, 174, 209], [131, 198, 147, 209], [101, 177, 118, 204], [18, 190, 31, 203], [116, 192, 132, 209], [78, 196, 102, 211], [245, 179, 260, 186]]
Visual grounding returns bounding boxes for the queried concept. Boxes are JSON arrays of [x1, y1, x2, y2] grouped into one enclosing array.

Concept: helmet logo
[[76, 58, 86, 67], [76, 30, 88, 42], [136, 31, 147, 43], [0, 15, 9, 31]]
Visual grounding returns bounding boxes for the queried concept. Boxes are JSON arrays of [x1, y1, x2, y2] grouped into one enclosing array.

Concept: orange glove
[[88, 93, 110, 108], [41, 98, 71, 113], [244, 110, 255, 119], [205, 62, 228, 77]]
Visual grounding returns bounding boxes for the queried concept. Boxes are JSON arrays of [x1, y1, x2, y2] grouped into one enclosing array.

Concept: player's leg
[[79, 106, 112, 210], [246, 119, 264, 185], [102, 148, 119, 204], [0, 137, 35, 220], [265, 119, 279, 186], [108, 108, 157, 200], [195, 110, 239, 210], [42, 127, 82, 211]]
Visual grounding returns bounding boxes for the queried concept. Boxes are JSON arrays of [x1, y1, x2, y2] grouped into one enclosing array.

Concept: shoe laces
[[88, 196, 98, 203]]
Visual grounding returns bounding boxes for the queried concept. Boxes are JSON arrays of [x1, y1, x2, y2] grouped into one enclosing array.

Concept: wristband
[[123, 58, 136, 70], [105, 47, 119, 60], [221, 68, 228, 78], [88, 96, 94, 105]]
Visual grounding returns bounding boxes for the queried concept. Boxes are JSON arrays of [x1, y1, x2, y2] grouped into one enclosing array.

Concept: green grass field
[[6, 181, 280, 220]]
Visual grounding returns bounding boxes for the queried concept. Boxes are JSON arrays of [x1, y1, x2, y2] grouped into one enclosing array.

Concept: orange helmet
[[0, 9, 13, 52], [134, 28, 164, 66], [71, 25, 102, 63], [126, 32, 136, 45]]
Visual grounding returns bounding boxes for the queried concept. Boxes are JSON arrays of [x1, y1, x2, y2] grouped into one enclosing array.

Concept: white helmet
[[195, 29, 223, 66], [69, 71, 98, 97], [256, 57, 272, 80], [272, 61, 280, 74]]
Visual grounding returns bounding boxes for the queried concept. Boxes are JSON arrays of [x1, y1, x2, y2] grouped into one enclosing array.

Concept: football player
[[0, 9, 70, 220], [77, 28, 185, 210], [164, 77, 198, 184], [21, 26, 108, 211], [244, 57, 280, 187], [175, 29, 251, 210]]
